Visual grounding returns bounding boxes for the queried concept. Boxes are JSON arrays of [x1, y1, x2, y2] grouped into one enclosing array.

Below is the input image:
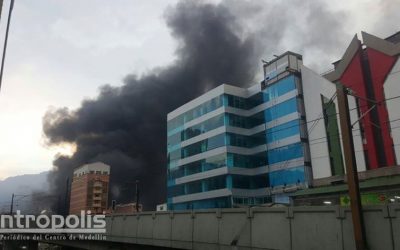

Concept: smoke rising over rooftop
[[42, 0, 354, 210], [43, 0, 262, 210]]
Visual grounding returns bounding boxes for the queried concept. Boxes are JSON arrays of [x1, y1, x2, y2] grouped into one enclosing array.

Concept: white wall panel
[[301, 65, 336, 179], [348, 95, 366, 172], [301, 65, 366, 179], [384, 57, 400, 164]]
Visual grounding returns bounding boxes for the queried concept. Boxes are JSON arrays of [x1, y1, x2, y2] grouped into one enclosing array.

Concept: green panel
[[340, 193, 388, 206], [322, 95, 344, 175]]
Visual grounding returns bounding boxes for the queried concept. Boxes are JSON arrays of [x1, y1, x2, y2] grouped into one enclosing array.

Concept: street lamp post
[[9, 193, 29, 215], [9, 193, 14, 214], [135, 180, 140, 212]]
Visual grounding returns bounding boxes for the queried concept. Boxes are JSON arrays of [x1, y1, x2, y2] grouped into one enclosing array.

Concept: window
[[185, 163, 202, 175], [263, 75, 296, 102], [181, 133, 225, 158], [264, 97, 298, 122], [227, 153, 267, 168], [227, 133, 265, 148], [168, 153, 227, 180], [181, 114, 224, 141], [167, 132, 181, 148], [225, 93, 264, 110], [203, 175, 226, 191], [267, 142, 303, 164], [269, 166, 305, 187], [232, 175, 268, 189], [167, 95, 224, 132], [227, 112, 265, 129], [266, 119, 300, 143], [167, 185, 185, 198], [172, 196, 232, 210], [186, 181, 202, 194]]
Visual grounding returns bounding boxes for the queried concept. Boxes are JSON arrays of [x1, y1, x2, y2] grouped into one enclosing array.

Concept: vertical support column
[[336, 84, 367, 250]]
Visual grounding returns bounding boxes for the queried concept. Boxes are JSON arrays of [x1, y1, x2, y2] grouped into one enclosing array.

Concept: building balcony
[[93, 182, 103, 188], [93, 189, 103, 194], [93, 196, 102, 200], [92, 203, 102, 207]]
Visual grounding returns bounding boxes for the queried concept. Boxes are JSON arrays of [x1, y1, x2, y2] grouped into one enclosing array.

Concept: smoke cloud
[[42, 0, 349, 211]]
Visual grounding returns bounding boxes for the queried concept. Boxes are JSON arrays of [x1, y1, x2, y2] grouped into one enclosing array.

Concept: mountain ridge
[[0, 171, 50, 213]]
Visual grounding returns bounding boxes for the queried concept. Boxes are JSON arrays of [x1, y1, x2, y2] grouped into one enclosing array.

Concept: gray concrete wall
[[103, 205, 400, 250]]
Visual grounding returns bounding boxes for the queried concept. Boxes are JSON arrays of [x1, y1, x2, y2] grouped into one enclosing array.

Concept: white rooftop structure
[[73, 162, 110, 176]]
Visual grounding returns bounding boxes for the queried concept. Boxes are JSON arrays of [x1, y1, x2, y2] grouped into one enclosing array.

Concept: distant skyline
[[0, 0, 399, 180]]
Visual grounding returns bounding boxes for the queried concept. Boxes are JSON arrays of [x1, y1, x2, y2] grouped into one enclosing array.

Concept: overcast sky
[[0, 0, 398, 180]]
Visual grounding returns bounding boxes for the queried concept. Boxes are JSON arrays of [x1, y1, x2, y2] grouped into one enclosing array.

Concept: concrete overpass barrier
[[102, 204, 400, 250]]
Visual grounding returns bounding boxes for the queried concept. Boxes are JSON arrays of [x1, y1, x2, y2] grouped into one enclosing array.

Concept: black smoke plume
[[43, 1, 261, 211], [42, 0, 349, 211]]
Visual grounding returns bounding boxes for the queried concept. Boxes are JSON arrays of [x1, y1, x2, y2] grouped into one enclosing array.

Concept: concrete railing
[[105, 204, 400, 250]]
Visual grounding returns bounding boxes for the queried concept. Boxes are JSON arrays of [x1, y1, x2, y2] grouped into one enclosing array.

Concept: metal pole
[[135, 180, 139, 212], [9, 193, 14, 214], [336, 84, 367, 250], [0, 0, 14, 92], [111, 200, 116, 213], [64, 177, 70, 216]]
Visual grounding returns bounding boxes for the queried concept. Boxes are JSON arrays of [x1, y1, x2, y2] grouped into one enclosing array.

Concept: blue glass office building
[[167, 52, 312, 210]]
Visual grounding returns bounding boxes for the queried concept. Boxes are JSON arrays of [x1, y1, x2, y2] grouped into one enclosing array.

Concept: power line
[[170, 94, 400, 171], [271, 92, 338, 176], [259, 94, 400, 140], [308, 125, 400, 147], [172, 95, 400, 149], [0, 0, 15, 92]]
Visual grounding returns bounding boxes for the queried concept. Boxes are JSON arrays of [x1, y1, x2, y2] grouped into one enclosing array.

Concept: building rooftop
[[73, 162, 110, 176], [168, 51, 303, 121], [329, 31, 400, 70], [385, 31, 400, 44], [291, 174, 400, 197], [262, 51, 302, 68]]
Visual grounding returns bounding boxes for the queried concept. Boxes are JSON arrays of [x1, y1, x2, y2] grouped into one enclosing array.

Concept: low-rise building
[[156, 203, 167, 211], [69, 162, 110, 214], [106, 202, 143, 214]]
